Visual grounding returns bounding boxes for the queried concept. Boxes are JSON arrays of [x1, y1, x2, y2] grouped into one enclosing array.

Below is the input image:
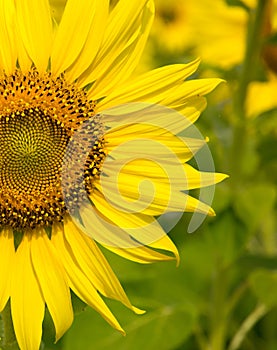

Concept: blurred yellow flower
[[152, 0, 277, 70], [151, 0, 189, 53], [185, 0, 249, 68], [172, 0, 277, 117], [247, 0, 277, 117], [247, 73, 277, 117], [150, 0, 249, 67], [0, 1, 226, 349]]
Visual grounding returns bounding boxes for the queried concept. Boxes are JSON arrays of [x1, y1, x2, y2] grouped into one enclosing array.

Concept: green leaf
[[202, 212, 247, 267], [212, 184, 232, 214], [42, 293, 87, 349], [62, 245, 198, 350], [237, 254, 277, 272], [63, 303, 196, 350], [249, 270, 277, 307], [233, 184, 276, 233], [42, 308, 56, 347], [71, 292, 87, 315]]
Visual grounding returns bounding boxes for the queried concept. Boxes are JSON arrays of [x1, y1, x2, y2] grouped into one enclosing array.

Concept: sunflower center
[[0, 108, 68, 193], [0, 69, 106, 230], [158, 6, 178, 24]]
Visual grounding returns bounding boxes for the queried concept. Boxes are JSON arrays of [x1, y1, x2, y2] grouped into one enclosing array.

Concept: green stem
[[209, 267, 228, 350], [235, 1, 268, 116], [230, 0, 269, 186], [194, 323, 209, 350], [261, 211, 276, 255], [207, 2, 270, 350], [0, 302, 19, 350], [226, 281, 248, 316], [228, 304, 268, 350]]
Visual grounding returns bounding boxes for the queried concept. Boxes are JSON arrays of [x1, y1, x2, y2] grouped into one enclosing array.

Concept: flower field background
[[45, 1, 277, 349]]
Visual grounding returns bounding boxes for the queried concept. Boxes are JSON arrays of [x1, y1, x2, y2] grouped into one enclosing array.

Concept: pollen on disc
[[0, 69, 106, 230]]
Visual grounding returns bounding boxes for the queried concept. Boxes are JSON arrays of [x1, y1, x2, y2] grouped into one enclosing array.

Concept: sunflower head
[[0, 68, 106, 230], [0, 1, 227, 350]]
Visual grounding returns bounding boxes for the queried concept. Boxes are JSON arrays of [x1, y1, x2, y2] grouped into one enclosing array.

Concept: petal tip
[[216, 173, 230, 184], [133, 306, 146, 315], [175, 254, 180, 267], [208, 207, 216, 217]]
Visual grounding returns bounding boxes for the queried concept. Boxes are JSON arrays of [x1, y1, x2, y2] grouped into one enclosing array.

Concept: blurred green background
[[48, 1, 277, 349]]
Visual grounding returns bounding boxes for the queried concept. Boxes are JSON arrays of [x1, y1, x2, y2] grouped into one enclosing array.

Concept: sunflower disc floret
[[0, 69, 106, 229]]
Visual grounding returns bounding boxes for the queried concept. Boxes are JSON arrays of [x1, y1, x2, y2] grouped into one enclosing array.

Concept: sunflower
[[183, 0, 277, 69], [246, 0, 277, 117], [0, 1, 227, 349], [151, 0, 189, 53], [246, 72, 277, 117], [185, 0, 250, 68]]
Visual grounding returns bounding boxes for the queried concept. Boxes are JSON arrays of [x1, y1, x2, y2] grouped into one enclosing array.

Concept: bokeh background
[[47, 1, 277, 349]]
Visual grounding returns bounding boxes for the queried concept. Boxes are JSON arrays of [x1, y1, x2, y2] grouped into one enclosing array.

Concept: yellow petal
[[51, 0, 108, 77], [182, 164, 229, 189], [11, 233, 45, 350], [81, 197, 162, 246], [15, 23, 32, 72], [103, 245, 175, 264], [14, 1, 32, 73], [162, 78, 225, 105], [88, 190, 180, 266], [102, 100, 203, 134], [105, 122, 206, 161], [78, 0, 153, 89], [105, 160, 227, 191], [92, 189, 156, 230], [64, 0, 109, 81], [85, 0, 154, 99], [0, 227, 15, 311], [79, 204, 142, 248], [63, 216, 142, 313], [30, 229, 73, 342], [79, 204, 176, 264], [96, 59, 200, 110], [105, 120, 204, 140], [105, 137, 204, 162], [0, 0, 17, 74], [147, 235, 180, 266], [172, 96, 207, 124], [95, 177, 215, 217], [51, 222, 125, 334], [16, 0, 53, 72]]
